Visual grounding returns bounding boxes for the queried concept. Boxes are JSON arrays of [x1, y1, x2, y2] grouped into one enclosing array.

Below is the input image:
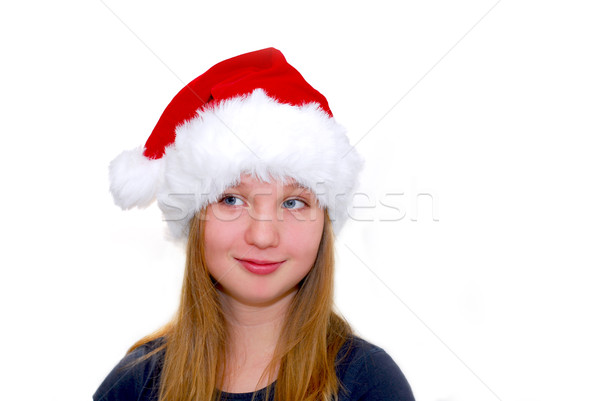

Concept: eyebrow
[[228, 180, 315, 199]]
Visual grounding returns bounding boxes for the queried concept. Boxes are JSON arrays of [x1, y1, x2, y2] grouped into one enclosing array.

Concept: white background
[[1, 1, 599, 400]]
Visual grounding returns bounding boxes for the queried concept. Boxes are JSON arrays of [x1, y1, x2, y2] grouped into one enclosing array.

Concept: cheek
[[285, 219, 324, 265], [204, 204, 245, 247], [203, 219, 238, 276]]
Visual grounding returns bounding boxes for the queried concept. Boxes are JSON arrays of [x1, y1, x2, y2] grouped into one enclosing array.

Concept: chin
[[231, 286, 298, 308]]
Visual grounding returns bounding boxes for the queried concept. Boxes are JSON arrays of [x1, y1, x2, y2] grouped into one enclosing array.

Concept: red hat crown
[[143, 47, 332, 159]]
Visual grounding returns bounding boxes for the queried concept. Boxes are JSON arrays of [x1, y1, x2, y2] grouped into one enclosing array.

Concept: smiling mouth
[[235, 258, 284, 275]]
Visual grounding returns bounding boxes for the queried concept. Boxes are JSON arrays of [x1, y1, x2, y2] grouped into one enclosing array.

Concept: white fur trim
[[109, 147, 164, 209], [110, 89, 363, 239]]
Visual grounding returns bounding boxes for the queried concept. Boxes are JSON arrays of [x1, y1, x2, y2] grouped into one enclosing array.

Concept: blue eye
[[221, 195, 244, 206], [282, 199, 306, 209]]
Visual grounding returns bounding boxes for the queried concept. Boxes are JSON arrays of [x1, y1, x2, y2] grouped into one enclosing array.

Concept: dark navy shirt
[[94, 336, 415, 401]]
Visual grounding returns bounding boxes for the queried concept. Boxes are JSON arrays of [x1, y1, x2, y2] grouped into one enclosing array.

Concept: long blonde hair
[[129, 210, 352, 401]]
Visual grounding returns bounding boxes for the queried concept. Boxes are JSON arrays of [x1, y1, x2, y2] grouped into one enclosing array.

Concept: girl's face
[[203, 175, 325, 307]]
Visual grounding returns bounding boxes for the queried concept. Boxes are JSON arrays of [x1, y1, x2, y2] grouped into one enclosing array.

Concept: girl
[[95, 47, 414, 401]]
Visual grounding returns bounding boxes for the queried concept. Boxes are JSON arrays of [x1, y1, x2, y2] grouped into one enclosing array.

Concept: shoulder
[[336, 336, 415, 401], [93, 338, 165, 401]]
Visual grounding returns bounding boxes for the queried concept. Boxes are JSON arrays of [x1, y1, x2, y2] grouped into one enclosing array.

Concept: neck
[[219, 290, 296, 392], [221, 290, 295, 350]]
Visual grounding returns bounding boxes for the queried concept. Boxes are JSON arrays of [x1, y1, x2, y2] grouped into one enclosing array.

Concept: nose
[[244, 211, 280, 249]]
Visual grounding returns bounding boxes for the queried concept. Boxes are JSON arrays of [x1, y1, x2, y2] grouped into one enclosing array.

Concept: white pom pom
[[109, 147, 164, 209]]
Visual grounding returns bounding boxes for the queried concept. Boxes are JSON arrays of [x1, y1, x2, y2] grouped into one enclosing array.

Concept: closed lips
[[235, 258, 284, 275]]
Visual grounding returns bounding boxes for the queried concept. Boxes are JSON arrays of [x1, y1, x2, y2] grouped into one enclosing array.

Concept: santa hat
[[109, 47, 362, 239]]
